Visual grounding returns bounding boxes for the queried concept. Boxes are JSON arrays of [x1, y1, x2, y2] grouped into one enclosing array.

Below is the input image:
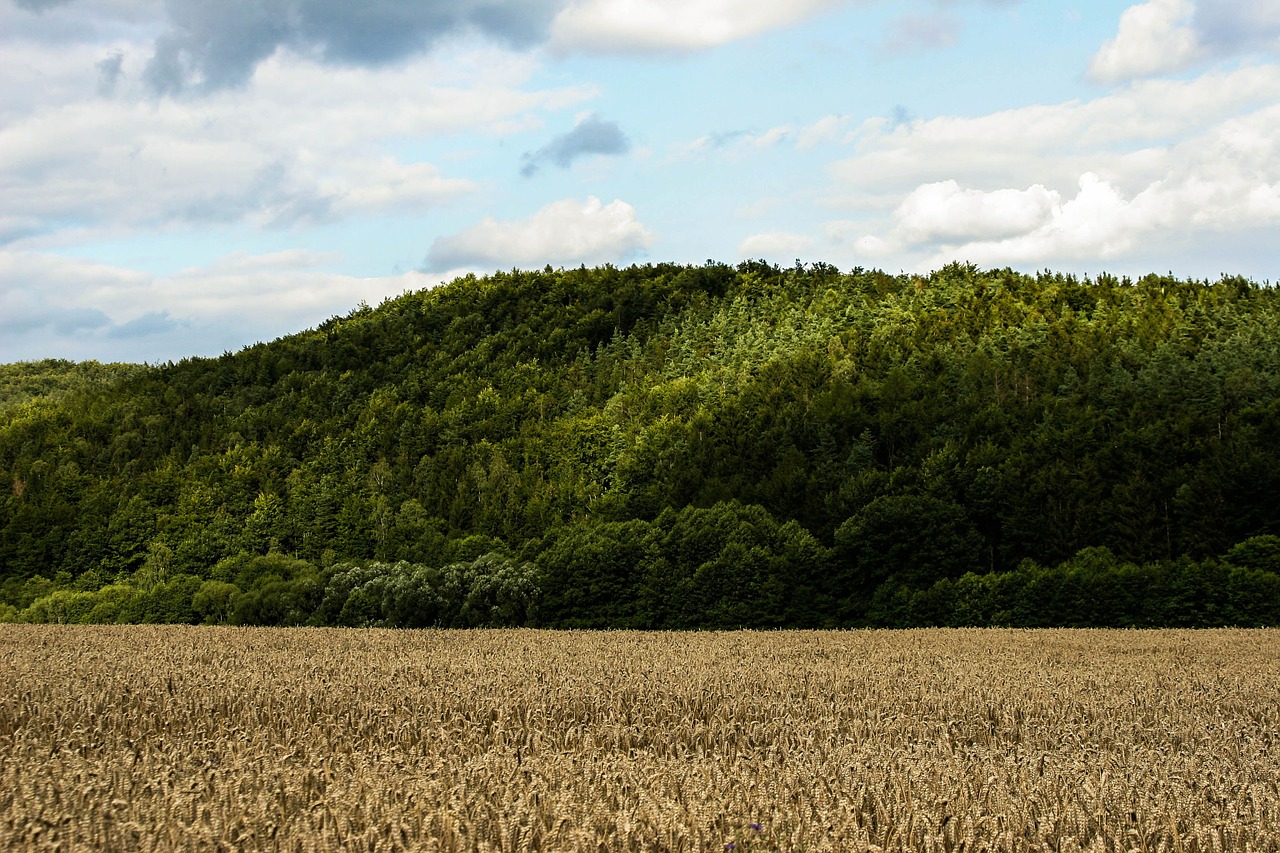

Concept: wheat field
[[1, 626, 1277, 852]]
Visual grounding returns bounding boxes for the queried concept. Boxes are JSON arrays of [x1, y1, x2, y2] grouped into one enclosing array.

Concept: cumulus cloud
[[521, 114, 630, 176], [1089, 0, 1201, 82], [877, 111, 1280, 265], [829, 67, 1280, 269], [908, 173, 1162, 265], [548, 0, 842, 53], [894, 180, 1058, 243], [1089, 0, 1280, 83], [425, 197, 653, 269]]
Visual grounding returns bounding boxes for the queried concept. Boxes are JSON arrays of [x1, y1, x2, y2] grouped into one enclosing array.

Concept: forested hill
[[0, 359, 146, 414], [3, 261, 1280, 628]]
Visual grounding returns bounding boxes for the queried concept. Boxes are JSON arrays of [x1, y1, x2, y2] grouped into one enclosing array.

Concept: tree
[[835, 494, 983, 620]]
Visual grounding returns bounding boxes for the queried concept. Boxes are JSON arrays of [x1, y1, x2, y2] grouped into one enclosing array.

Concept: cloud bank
[[0, 48, 593, 242], [7, 0, 852, 95], [0, 247, 437, 361], [829, 65, 1280, 268]]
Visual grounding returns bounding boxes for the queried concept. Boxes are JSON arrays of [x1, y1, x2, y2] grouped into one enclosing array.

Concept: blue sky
[[2, 0, 1279, 362]]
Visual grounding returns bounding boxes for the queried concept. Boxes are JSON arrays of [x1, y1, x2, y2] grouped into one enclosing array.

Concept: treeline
[[3, 261, 1280, 627], [4, 522, 1279, 628], [0, 359, 145, 413]]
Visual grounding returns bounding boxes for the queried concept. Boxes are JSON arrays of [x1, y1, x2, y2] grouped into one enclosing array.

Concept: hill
[[0, 359, 146, 414], [2, 261, 1279, 627]]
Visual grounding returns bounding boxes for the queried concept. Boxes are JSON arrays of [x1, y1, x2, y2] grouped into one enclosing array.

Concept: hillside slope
[[3, 262, 1280, 626]]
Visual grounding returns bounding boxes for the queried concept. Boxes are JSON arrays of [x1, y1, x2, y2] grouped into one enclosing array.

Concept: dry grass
[[1, 627, 1278, 852]]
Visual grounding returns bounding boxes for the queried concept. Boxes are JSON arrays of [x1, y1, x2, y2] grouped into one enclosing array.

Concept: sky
[[2, 0, 1279, 363]]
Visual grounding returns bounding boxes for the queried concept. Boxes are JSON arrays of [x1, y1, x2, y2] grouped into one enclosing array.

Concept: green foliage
[[835, 494, 983, 617], [874, 548, 1280, 628], [537, 501, 833, 629], [1224, 535, 1280, 575], [191, 580, 240, 624], [4, 262, 1280, 627], [0, 359, 146, 413], [314, 553, 539, 628]]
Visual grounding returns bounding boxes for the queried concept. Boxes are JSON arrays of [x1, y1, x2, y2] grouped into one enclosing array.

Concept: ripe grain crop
[[1, 627, 1278, 851]]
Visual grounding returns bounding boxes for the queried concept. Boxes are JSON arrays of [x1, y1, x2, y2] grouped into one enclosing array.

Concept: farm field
[[2, 627, 1278, 851]]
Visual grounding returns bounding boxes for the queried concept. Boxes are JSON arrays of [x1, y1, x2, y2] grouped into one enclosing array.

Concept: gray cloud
[[0, 217, 46, 247], [167, 161, 335, 227], [707, 129, 750, 148], [52, 306, 112, 334], [96, 50, 124, 96], [0, 301, 110, 336], [520, 114, 630, 177], [13, 0, 76, 11], [1194, 0, 1280, 54], [107, 311, 180, 338], [140, 0, 562, 94]]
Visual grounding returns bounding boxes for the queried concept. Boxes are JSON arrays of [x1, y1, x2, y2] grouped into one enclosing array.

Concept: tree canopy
[[3, 261, 1279, 627]]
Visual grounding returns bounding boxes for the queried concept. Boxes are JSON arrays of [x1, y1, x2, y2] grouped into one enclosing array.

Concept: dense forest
[[3, 261, 1279, 628], [0, 359, 146, 414]]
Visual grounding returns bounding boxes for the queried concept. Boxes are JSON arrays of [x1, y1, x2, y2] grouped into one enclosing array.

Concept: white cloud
[[852, 234, 893, 258], [829, 65, 1280, 197], [1089, 0, 1202, 82], [426, 197, 653, 269], [0, 248, 440, 361], [826, 67, 1280, 271], [924, 173, 1154, 265], [314, 157, 474, 219], [794, 115, 854, 150], [752, 126, 792, 149], [1086, 0, 1280, 83], [0, 46, 592, 242], [882, 102, 1280, 266], [894, 180, 1059, 243], [549, 0, 841, 53], [738, 231, 815, 259]]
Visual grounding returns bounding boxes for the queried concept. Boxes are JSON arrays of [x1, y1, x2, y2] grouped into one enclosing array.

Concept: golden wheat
[[1, 627, 1277, 851]]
